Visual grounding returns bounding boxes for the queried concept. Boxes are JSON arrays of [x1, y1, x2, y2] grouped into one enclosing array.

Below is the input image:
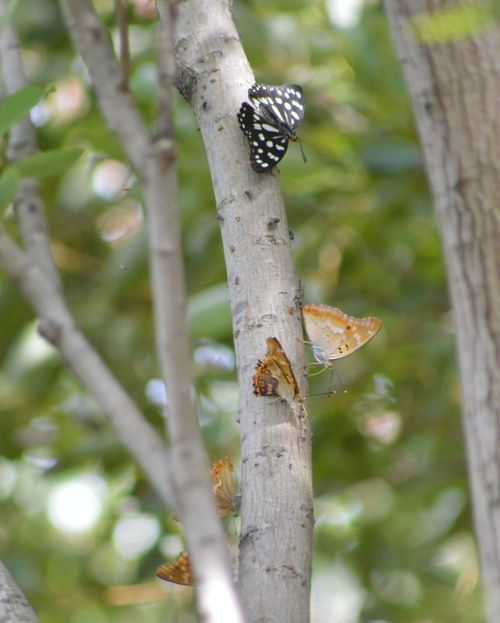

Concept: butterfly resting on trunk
[[237, 83, 306, 172]]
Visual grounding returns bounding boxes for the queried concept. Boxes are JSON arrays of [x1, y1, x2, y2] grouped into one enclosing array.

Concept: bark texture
[[174, 2, 314, 622], [0, 563, 39, 623], [384, 2, 500, 619]]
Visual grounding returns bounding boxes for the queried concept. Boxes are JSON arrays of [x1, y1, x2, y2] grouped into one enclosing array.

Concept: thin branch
[[58, 0, 150, 175], [0, 223, 174, 507], [114, 0, 130, 89], [0, 562, 40, 623], [0, 3, 174, 511], [59, 1, 243, 620], [153, 2, 244, 621], [0, 0, 60, 288]]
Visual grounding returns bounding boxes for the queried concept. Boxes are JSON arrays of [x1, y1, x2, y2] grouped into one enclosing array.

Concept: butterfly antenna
[[296, 136, 307, 163]]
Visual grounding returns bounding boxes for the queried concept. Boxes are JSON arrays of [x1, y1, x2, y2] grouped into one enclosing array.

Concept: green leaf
[[0, 85, 46, 138], [0, 167, 19, 214], [15, 147, 84, 178]]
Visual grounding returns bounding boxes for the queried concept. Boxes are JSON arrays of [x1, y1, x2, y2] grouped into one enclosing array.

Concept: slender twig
[[59, 0, 150, 174], [0, 562, 40, 623], [154, 2, 244, 620], [0, 0, 60, 287], [0, 224, 174, 507], [114, 0, 130, 89], [0, 2, 174, 509]]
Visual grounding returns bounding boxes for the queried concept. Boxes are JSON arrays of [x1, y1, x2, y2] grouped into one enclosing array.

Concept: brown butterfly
[[172, 458, 238, 523], [253, 337, 308, 433], [212, 457, 239, 518], [303, 304, 382, 367], [156, 551, 194, 586]]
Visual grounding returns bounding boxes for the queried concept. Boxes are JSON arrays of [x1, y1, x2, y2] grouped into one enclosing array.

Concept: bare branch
[[0, 223, 174, 507], [114, 0, 131, 89], [0, 562, 40, 623], [59, 0, 150, 174], [0, 3, 175, 510], [59, 1, 243, 619], [0, 0, 60, 287]]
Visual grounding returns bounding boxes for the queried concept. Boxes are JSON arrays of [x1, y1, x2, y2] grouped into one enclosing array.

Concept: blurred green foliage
[[0, 0, 485, 621]]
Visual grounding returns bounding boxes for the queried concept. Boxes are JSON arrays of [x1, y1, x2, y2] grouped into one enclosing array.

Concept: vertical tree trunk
[[384, 2, 500, 620], [173, 2, 314, 621]]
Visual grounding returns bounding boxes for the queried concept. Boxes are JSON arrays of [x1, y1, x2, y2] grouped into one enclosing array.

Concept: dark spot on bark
[[289, 229, 294, 241], [235, 276, 240, 285], [230, 245, 235, 252], [216, 211, 224, 222], [244, 190, 254, 200], [267, 217, 280, 228], [235, 216, 241, 222]]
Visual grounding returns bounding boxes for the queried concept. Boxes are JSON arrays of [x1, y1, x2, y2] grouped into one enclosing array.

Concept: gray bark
[[0, 563, 39, 623], [384, 2, 500, 620], [173, 2, 314, 622]]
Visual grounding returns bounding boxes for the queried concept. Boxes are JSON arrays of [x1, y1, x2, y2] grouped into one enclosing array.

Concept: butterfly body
[[303, 304, 382, 366], [238, 83, 305, 172]]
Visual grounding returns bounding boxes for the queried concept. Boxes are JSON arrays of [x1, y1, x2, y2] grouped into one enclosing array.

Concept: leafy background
[[0, 0, 484, 621]]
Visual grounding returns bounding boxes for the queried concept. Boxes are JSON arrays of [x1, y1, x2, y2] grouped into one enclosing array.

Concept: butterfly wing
[[253, 337, 300, 404], [249, 84, 305, 131], [156, 551, 194, 586], [211, 457, 238, 518], [303, 304, 382, 363], [237, 102, 289, 172], [264, 337, 300, 403]]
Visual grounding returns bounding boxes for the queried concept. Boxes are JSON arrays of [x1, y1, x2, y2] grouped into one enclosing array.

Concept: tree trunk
[[173, 2, 314, 622], [384, 2, 500, 620]]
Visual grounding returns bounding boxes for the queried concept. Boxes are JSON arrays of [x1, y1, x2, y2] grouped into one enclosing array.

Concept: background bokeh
[[0, 0, 484, 621]]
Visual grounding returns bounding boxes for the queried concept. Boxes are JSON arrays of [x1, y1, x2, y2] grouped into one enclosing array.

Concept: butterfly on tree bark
[[253, 336, 308, 436], [157, 458, 238, 586], [303, 304, 382, 367], [237, 83, 306, 172]]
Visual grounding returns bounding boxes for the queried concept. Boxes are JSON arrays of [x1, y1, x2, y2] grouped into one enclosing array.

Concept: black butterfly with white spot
[[237, 83, 306, 173]]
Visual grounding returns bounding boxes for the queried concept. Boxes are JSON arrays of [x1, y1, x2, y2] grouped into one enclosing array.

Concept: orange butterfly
[[172, 458, 238, 522], [212, 457, 239, 518], [156, 551, 194, 586], [253, 337, 308, 432], [303, 304, 382, 367]]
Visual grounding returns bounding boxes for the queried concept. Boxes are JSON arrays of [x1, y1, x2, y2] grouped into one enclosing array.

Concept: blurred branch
[[384, 1, 500, 620], [0, 562, 40, 623], [0, 223, 174, 507], [0, 4, 174, 509], [59, 1, 242, 620], [114, 0, 130, 88], [58, 0, 149, 174], [0, 0, 59, 287]]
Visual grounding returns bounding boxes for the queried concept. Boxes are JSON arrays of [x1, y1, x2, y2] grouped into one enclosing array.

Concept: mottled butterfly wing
[[237, 83, 305, 172], [303, 304, 382, 365], [237, 102, 289, 172], [252, 337, 307, 421], [211, 457, 238, 518], [156, 551, 194, 586], [249, 83, 305, 131]]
